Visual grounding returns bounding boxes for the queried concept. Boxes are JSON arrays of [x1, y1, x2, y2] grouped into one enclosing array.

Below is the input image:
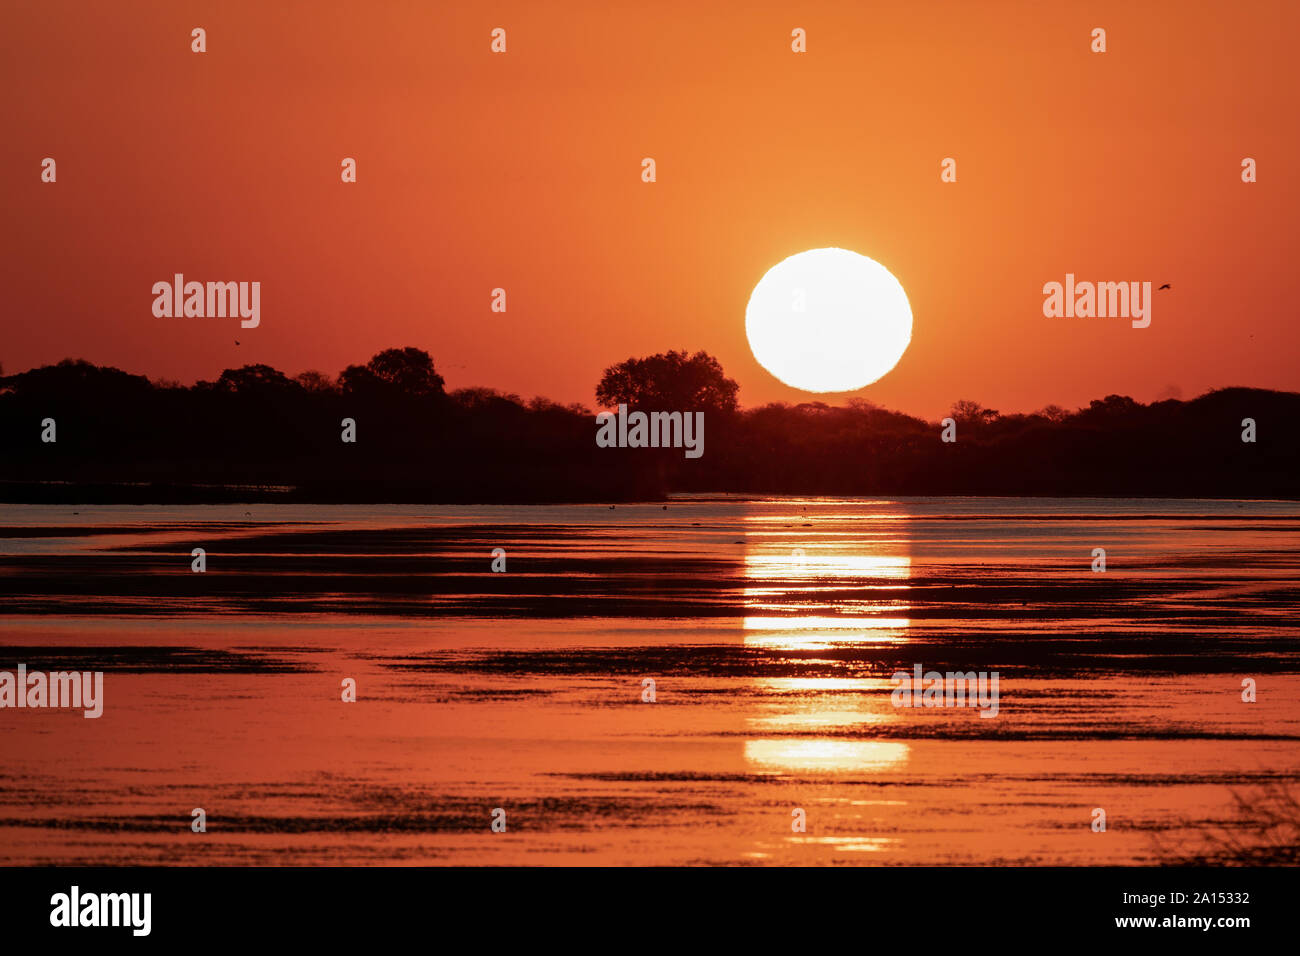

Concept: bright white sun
[[745, 247, 913, 393]]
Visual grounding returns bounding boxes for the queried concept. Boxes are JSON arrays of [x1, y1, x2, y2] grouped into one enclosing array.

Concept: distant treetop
[[596, 350, 740, 413]]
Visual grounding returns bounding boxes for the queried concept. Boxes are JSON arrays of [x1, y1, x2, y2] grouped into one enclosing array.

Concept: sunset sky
[[3, 0, 1297, 417]]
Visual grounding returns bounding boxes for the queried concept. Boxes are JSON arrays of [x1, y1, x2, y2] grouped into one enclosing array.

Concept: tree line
[[0, 348, 1295, 501]]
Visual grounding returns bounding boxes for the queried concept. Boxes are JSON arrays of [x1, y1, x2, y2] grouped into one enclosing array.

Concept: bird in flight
[[1158, 283, 1171, 290]]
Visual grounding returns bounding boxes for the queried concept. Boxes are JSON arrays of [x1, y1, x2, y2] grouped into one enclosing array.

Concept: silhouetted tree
[[596, 350, 739, 412], [295, 370, 336, 394], [1084, 394, 1142, 418], [1035, 404, 1072, 423], [0, 359, 151, 399], [355, 347, 445, 398], [208, 364, 301, 395], [451, 387, 525, 411], [949, 399, 1000, 425]]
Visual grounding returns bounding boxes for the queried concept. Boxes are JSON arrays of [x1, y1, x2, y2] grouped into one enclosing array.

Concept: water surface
[[1, 496, 1297, 865]]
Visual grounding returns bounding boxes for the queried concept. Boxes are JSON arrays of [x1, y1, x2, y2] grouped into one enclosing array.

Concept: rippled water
[[1, 496, 1297, 864]]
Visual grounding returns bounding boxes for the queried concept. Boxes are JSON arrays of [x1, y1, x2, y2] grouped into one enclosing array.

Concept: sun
[[745, 248, 913, 393]]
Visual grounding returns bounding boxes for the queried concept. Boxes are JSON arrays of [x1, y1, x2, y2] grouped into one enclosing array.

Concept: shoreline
[[2, 482, 1299, 505]]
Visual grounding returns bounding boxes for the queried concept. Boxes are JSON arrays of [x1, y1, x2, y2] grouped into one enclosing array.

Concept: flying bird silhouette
[[1158, 283, 1171, 290]]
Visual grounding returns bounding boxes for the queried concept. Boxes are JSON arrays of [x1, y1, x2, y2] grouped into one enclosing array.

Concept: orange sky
[[2, 0, 1297, 417]]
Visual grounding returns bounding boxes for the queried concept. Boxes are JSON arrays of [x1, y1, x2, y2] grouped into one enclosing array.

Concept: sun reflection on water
[[743, 739, 909, 773], [742, 510, 913, 648], [741, 506, 914, 776]]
